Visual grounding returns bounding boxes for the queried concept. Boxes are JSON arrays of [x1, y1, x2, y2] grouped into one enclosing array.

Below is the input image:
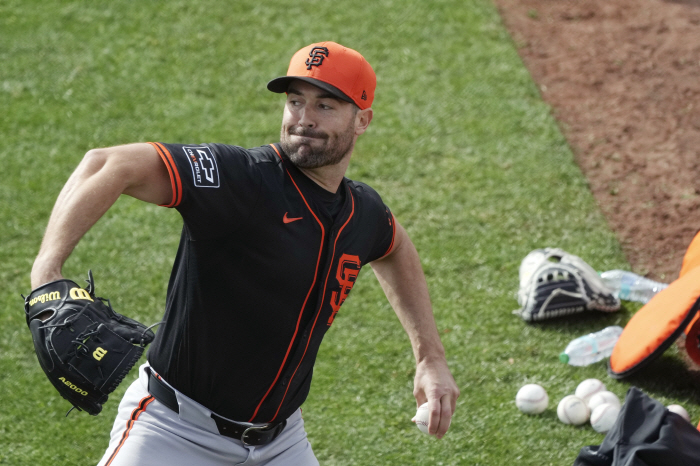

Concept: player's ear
[[354, 108, 373, 136]]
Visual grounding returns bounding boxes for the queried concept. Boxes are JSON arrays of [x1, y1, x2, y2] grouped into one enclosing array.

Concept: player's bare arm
[[31, 143, 171, 288], [370, 221, 460, 439]]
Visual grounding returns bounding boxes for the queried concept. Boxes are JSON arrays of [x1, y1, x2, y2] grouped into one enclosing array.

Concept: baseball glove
[[514, 248, 620, 322], [24, 271, 156, 415]]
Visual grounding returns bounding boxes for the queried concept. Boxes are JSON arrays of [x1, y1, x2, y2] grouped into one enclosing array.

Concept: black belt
[[146, 368, 286, 446]]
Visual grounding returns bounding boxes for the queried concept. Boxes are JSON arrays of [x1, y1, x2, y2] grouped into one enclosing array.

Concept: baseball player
[[30, 41, 459, 465]]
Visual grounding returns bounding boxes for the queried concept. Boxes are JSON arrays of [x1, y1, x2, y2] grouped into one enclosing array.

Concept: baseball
[[590, 403, 620, 433], [557, 395, 590, 425], [588, 391, 621, 411], [667, 404, 691, 423], [515, 384, 549, 415], [413, 402, 430, 434], [575, 379, 606, 404]]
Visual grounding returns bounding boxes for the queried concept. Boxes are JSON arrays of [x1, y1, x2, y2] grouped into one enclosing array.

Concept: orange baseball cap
[[267, 41, 376, 110]]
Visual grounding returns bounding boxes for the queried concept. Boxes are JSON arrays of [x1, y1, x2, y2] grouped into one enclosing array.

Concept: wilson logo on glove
[[93, 347, 108, 361], [69, 287, 93, 301], [28, 291, 61, 307]]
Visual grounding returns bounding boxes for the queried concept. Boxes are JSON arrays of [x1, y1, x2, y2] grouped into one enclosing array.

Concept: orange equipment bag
[[609, 231, 700, 379]]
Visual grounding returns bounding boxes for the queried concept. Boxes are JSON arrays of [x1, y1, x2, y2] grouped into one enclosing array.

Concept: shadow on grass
[[526, 305, 636, 339], [615, 354, 700, 402]]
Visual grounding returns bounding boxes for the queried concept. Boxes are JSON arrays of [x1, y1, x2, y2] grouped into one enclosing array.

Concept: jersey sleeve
[[354, 182, 396, 263], [149, 142, 261, 239], [375, 206, 396, 260]]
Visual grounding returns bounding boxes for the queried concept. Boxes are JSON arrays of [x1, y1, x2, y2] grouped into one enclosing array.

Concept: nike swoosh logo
[[283, 212, 303, 224]]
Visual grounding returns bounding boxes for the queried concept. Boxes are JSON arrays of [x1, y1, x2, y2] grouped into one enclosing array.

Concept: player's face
[[280, 81, 359, 169]]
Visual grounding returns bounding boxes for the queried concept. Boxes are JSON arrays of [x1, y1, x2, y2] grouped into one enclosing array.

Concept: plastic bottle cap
[[559, 353, 570, 364]]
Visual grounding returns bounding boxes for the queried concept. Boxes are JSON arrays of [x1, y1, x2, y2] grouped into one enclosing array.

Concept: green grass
[[2, 0, 697, 464]]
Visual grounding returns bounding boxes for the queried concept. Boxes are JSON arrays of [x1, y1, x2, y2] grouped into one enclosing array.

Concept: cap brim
[[267, 77, 354, 104]]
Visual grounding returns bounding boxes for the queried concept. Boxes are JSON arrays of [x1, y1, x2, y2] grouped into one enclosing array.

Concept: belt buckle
[[241, 425, 269, 446]]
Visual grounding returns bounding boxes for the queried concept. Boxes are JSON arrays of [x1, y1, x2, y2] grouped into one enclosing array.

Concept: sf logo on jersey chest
[[328, 254, 361, 325]]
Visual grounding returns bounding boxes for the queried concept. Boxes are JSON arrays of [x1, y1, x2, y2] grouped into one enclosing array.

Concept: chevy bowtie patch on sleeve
[[183, 146, 220, 188]]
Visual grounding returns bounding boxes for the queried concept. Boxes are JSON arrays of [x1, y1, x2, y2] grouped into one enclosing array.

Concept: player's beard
[[280, 119, 355, 169]]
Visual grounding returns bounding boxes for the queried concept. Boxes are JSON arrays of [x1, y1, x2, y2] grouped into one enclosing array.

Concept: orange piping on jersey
[[379, 212, 397, 259], [268, 190, 356, 423], [104, 395, 154, 465], [148, 142, 182, 207], [248, 144, 326, 423]]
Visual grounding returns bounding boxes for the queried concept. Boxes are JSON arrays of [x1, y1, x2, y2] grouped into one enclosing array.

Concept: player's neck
[[297, 156, 351, 193]]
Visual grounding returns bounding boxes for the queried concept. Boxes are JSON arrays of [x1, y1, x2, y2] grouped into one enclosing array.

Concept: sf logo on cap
[[305, 47, 329, 70]]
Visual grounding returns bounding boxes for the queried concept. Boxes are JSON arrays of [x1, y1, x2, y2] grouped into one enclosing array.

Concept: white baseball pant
[[97, 364, 319, 466]]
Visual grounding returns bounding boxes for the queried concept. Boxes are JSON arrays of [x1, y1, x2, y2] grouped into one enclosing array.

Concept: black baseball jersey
[[146, 142, 395, 423]]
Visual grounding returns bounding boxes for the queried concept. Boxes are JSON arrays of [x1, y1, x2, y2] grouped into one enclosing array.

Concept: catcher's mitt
[[24, 271, 156, 415], [514, 248, 620, 322]]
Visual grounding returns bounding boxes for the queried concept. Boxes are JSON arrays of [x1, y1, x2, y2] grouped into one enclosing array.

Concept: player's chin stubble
[[280, 122, 355, 169]]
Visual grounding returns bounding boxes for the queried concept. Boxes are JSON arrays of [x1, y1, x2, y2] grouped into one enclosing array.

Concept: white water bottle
[[559, 326, 624, 366], [599, 270, 668, 304]]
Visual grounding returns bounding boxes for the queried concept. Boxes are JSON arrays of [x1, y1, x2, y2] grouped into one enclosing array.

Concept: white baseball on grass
[[667, 404, 691, 423], [412, 402, 451, 435], [557, 395, 590, 425], [413, 403, 430, 434], [515, 384, 549, 415], [575, 379, 606, 404], [590, 403, 620, 433], [588, 391, 621, 411]]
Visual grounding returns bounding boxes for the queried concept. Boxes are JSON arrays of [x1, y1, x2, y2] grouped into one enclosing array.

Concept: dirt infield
[[494, 0, 700, 282]]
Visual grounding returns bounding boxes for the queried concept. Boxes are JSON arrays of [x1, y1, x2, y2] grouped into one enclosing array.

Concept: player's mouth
[[288, 128, 328, 140]]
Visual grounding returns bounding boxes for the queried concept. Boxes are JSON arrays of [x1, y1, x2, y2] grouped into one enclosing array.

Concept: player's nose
[[296, 107, 316, 128]]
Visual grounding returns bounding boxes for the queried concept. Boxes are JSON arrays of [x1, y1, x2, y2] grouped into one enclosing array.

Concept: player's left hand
[[24, 271, 156, 415], [413, 355, 459, 439]]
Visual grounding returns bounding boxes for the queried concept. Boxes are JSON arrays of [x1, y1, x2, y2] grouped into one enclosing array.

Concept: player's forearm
[[31, 151, 126, 288], [371, 223, 459, 437], [370, 225, 445, 363]]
